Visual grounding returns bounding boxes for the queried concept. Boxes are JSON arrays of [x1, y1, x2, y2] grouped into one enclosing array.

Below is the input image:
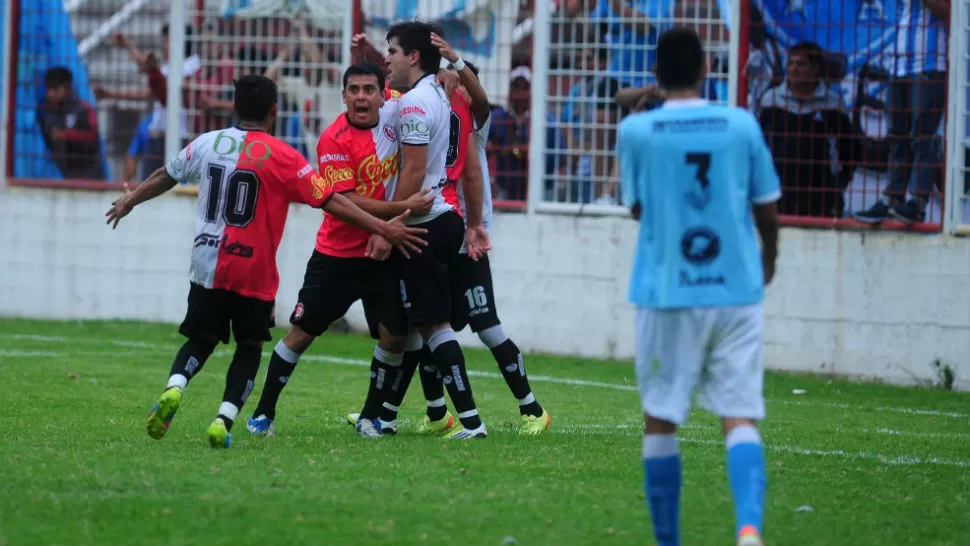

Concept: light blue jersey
[[618, 99, 781, 309]]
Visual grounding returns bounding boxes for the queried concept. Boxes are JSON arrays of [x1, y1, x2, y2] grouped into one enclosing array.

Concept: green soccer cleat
[[415, 412, 455, 435], [146, 387, 182, 440], [519, 409, 552, 436], [207, 417, 231, 448]]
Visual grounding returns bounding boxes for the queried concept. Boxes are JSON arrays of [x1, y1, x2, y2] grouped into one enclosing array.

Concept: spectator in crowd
[[568, 0, 674, 88], [36, 67, 105, 180], [488, 65, 565, 201], [757, 41, 862, 218], [560, 48, 623, 203], [120, 115, 152, 182], [188, 22, 238, 136], [853, 0, 949, 224], [95, 24, 201, 175]]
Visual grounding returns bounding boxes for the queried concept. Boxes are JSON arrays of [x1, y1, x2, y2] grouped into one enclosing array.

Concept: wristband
[[453, 57, 466, 71]]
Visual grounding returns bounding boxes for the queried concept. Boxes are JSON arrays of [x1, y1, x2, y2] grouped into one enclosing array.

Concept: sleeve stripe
[[752, 189, 782, 205]]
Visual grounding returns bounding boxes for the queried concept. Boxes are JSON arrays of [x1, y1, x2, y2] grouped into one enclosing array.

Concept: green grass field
[[0, 318, 967, 546]]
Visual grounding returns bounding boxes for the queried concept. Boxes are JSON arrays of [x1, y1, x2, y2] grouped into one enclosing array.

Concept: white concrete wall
[[1, 186, 968, 391]]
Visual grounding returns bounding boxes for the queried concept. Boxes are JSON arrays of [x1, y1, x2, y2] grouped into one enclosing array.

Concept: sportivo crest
[[754, 0, 899, 73]]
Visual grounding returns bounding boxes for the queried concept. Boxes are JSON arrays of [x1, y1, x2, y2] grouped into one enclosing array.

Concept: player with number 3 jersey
[[104, 75, 427, 450]]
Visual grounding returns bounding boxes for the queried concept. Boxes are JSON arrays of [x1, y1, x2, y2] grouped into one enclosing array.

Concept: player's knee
[[643, 413, 678, 435], [186, 336, 219, 357], [377, 327, 406, 354], [417, 323, 451, 341], [237, 339, 264, 350], [721, 417, 758, 437], [283, 326, 314, 354], [404, 331, 424, 352], [476, 323, 508, 349]]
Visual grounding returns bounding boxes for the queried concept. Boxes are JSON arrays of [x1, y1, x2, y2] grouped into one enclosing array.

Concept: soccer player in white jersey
[[361, 21, 488, 439], [104, 75, 426, 448], [616, 28, 780, 546]]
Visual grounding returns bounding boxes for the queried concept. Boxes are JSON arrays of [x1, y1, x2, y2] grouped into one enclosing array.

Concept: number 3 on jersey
[[684, 152, 712, 209], [205, 164, 260, 227]]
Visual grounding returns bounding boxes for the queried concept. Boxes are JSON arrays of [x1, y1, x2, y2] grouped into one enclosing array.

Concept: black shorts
[[450, 253, 501, 333], [396, 211, 465, 327], [290, 251, 407, 339], [179, 282, 275, 345]]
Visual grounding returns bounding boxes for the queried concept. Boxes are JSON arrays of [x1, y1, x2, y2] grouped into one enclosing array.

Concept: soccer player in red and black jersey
[[350, 35, 551, 436], [243, 63, 436, 437], [104, 75, 426, 448]]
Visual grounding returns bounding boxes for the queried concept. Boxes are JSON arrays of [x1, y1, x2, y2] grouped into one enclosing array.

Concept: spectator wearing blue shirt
[[592, 0, 675, 88], [488, 66, 565, 201], [122, 116, 153, 182]]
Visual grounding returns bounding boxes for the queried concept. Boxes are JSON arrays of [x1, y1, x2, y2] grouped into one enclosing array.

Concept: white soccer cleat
[[445, 423, 487, 439], [355, 417, 383, 438]]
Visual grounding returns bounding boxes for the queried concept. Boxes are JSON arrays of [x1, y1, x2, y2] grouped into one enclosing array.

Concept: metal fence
[[2, 0, 970, 233]]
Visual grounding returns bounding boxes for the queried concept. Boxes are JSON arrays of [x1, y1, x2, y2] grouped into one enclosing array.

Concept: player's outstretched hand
[[465, 226, 491, 262], [431, 33, 459, 64], [404, 188, 435, 216], [383, 210, 428, 259], [105, 183, 134, 229], [365, 234, 393, 262]]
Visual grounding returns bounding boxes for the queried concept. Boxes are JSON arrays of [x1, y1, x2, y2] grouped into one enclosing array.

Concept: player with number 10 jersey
[[104, 75, 426, 450]]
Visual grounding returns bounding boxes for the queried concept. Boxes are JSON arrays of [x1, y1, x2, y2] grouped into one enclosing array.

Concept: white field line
[[1, 333, 968, 420], [552, 425, 970, 468]]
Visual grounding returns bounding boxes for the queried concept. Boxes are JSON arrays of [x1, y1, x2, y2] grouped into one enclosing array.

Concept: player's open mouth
[[354, 106, 369, 115]]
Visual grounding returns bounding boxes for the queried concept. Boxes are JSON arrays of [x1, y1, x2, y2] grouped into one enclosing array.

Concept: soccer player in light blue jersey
[[616, 27, 781, 546]]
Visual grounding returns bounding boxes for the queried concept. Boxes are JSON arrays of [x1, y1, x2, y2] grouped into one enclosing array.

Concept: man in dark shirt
[[36, 67, 105, 180], [757, 42, 862, 218]]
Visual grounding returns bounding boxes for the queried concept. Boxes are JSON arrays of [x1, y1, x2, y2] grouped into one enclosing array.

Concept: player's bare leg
[[246, 326, 314, 437], [642, 414, 681, 546], [146, 334, 218, 440], [722, 417, 767, 546], [206, 339, 264, 449], [353, 325, 406, 437]]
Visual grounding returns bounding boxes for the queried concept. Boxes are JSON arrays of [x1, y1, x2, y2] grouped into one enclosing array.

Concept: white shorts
[[634, 303, 765, 425]]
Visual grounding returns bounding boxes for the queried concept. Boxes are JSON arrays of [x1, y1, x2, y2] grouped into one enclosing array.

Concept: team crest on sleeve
[[383, 125, 398, 141], [293, 303, 304, 320]]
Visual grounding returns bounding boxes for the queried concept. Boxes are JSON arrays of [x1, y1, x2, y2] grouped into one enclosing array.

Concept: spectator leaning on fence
[[853, 0, 949, 225], [36, 67, 105, 181], [95, 25, 202, 176], [488, 66, 565, 201], [757, 41, 862, 218]]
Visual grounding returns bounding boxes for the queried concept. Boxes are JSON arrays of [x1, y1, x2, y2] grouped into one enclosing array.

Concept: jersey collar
[[662, 98, 708, 109]]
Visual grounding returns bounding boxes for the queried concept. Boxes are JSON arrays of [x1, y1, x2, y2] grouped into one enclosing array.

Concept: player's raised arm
[[105, 138, 199, 228], [461, 133, 490, 260], [432, 33, 491, 126], [747, 115, 782, 285], [617, 118, 643, 221]]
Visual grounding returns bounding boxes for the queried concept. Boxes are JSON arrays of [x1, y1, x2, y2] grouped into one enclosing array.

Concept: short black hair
[[44, 66, 73, 88], [465, 60, 480, 77], [161, 23, 194, 58], [343, 62, 386, 91], [386, 21, 445, 74], [788, 41, 824, 68], [656, 27, 705, 91], [233, 74, 278, 123]]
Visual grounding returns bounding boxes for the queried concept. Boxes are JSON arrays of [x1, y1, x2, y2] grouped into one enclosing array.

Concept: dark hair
[[161, 23, 194, 58], [233, 74, 278, 122], [465, 60, 480, 77], [656, 27, 705, 91], [343, 62, 386, 91], [386, 21, 444, 74], [44, 66, 73, 88], [787, 41, 824, 68]]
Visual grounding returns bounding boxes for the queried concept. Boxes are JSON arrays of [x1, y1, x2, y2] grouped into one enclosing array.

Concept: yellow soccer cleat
[[146, 387, 182, 440], [206, 417, 231, 448], [416, 412, 456, 435], [519, 409, 552, 436]]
